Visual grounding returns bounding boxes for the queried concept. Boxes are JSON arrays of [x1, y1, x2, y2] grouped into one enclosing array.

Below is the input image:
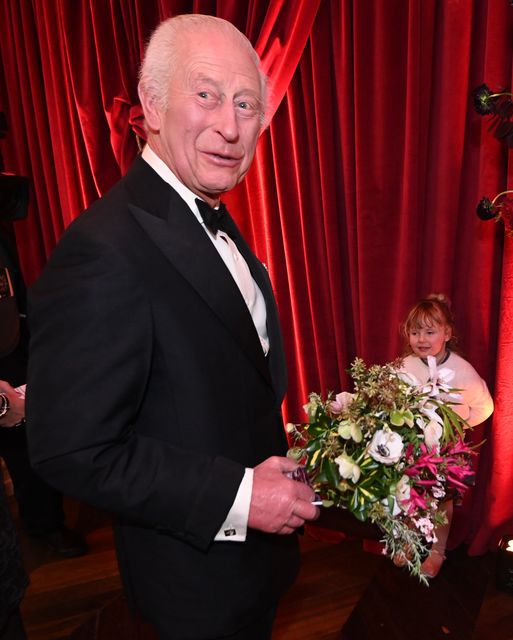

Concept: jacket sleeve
[[26, 225, 244, 551], [461, 374, 494, 427]]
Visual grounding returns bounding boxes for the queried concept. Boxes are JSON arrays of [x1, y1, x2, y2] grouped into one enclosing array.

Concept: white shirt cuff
[[214, 468, 254, 542]]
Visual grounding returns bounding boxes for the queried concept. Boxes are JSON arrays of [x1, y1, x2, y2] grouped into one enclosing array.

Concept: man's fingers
[[292, 498, 319, 522]]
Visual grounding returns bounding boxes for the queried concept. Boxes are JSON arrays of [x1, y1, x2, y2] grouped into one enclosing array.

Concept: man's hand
[[248, 456, 319, 534], [0, 380, 25, 428]]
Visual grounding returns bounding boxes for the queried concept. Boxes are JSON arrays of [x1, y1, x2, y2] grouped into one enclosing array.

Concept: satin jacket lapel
[[123, 160, 271, 388]]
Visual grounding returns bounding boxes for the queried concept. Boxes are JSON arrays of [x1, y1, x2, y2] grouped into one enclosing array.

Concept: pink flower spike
[[404, 447, 444, 477], [445, 461, 472, 476], [442, 438, 473, 457], [446, 474, 470, 489], [406, 487, 428, 514]]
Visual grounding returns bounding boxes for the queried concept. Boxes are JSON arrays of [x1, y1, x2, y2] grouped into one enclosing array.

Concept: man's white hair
[[138, 14, 269, 125]]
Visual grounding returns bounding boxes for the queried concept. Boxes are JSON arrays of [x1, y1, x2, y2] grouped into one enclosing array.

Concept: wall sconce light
[[496, 535, 513, 592]]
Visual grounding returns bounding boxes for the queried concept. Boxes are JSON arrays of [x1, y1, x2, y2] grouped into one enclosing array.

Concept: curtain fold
[[1, 0, 511, 554], [470, 241, 513, 553], [253, 0, 321, 123]]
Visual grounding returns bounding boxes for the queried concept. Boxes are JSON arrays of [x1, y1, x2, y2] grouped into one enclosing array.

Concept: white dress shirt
[[141, 145, 263, 541]]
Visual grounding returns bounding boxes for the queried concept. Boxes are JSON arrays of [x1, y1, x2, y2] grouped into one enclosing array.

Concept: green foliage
[[288, 358, 476, 583]]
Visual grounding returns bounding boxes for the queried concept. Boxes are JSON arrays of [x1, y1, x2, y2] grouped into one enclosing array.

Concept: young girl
[[398, 293, 494, 577]]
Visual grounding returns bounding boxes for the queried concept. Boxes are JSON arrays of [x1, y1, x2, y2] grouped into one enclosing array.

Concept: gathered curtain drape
[[1, 0, 511, 553]]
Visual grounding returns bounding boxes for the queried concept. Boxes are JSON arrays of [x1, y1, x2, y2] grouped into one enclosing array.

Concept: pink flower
[[404, 444, 444, 478], [406, 486, 428, 514], [413, 517, 437, 543], [329, 391, 355, 415]]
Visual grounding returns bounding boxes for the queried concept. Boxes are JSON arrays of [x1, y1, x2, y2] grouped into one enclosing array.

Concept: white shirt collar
[[141, 145, 206, 224]]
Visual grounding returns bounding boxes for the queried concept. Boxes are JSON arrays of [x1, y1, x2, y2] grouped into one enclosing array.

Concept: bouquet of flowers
[[287, 357, 478, 583]]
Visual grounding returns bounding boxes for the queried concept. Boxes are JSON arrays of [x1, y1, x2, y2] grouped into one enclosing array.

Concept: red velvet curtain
[[1, 0, 512, 553], [0, 0, 319, 274]]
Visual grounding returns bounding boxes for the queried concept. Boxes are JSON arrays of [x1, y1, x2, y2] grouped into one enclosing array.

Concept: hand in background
[[0, 380, 25, 428], [248, 456, 319, 535]]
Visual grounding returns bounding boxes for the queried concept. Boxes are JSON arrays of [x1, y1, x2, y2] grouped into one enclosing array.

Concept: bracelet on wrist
[[0, 393, 10, 419]]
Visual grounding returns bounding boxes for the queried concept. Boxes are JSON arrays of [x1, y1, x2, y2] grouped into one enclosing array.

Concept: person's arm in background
[[0, 381, 24, 427]]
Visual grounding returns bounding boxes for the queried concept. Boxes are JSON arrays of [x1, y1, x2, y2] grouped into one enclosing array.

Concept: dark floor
[[11, 499, 513, 639]]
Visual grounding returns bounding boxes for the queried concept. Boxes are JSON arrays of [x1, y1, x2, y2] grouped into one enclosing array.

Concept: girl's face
[[408, 321, 451, 362]]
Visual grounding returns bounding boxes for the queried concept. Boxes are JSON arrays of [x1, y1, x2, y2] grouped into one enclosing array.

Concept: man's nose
[[215, 100, 239, 141]]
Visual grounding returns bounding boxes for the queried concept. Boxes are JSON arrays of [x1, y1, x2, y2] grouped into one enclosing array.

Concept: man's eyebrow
[[190, 73, 262, 105], [234, 87, 261, 97]]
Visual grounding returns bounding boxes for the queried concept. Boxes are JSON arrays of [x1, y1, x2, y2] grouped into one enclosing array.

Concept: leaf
[[358, 486, 377, 500], [359, 456, 378, 470], [315, 470, 328, 484], [307, 443, 321, 466], [351, 508, 367, 522], [323, 459, 340, 487]]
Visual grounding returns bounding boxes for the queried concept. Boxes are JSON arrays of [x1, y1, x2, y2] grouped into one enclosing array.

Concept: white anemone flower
[[367, 429, 404, 464]]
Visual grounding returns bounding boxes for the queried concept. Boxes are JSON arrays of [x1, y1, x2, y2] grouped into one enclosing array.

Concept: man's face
[[150, 29, 263, 205]]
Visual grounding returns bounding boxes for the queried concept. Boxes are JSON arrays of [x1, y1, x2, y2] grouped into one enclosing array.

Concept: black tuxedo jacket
[[26, 157, 299, 638]]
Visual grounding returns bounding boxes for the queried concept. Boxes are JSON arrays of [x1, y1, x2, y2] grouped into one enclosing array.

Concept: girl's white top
[[401, 352, 494, 427]]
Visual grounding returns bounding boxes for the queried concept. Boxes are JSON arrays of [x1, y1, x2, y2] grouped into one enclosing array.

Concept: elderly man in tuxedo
[[26, 14, 318, 640]]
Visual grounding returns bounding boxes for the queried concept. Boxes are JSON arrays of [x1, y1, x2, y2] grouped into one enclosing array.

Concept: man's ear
[[138, 84, 161, 132]]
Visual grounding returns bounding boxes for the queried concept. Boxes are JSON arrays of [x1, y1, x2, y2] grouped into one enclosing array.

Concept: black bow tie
[[195, 198, 228, 235]]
